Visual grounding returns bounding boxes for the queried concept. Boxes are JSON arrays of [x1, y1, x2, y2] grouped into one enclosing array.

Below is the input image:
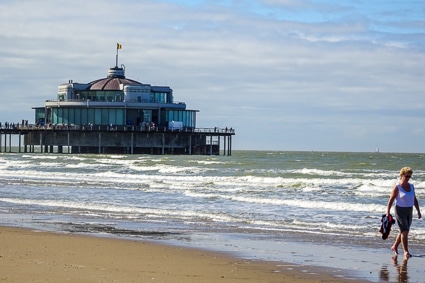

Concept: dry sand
[[0, 226, 368, 282]]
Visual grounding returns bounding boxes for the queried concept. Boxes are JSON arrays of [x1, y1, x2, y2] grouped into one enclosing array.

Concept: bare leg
[[391, 234, 401, 255], [400, 231, 411, 258]]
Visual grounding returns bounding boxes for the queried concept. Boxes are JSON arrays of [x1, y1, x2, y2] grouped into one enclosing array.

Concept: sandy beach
[[0, 226, 371, 283]]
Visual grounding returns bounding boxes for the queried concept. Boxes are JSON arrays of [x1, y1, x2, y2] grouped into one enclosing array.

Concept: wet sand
[[0, 226, 370, 282]]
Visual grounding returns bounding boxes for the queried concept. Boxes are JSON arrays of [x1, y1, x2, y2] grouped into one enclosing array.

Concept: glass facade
[[75, 90, 123, 102], [51, 108, 125, 125], [143, 110, 152, 123], [72, 90, 174, 104], [165, 110, 196, 128], [35, 108, 45, 124], [152, 92, 167, 103], [49, 108, 195, 128]]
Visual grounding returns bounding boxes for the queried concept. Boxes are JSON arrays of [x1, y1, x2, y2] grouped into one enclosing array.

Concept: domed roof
[[89, 77, 142, 90], [88, 66, 142, 90]]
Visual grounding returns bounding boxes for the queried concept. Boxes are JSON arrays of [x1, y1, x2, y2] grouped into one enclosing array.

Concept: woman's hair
[[399, 167, 413, 177]]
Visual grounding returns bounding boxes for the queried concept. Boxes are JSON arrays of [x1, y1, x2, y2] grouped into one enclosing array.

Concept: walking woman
[[386, 167, 421, 259]]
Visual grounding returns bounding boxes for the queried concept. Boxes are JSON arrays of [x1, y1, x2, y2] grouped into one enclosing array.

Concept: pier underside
[[1, 128, 234, 155]]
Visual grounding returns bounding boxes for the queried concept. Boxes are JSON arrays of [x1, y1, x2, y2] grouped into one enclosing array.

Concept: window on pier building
[[75, 91, 86, 101], [151, 92, 168, 103], [51, 108, 125, 125], [34, 108, 45, 125], [165, 110, 196, 129], [76, 90, 123, 102], [143, 110, 152, 123]]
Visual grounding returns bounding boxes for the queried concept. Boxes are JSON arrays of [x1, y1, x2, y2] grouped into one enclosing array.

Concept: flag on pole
[[115, 43, 122, 67]]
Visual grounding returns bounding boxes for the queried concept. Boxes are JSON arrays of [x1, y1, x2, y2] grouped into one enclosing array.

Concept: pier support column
[[98, 132, 102, 154], [39, 132, 43, 153], [67, 132, 70, 153], [161, 133, 165, 155], [218, 134, 221, 155], [131, 133, 134, 154]]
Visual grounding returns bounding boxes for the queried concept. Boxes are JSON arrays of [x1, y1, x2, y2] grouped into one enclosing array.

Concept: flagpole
[[116, 45, 119, 67], [116, 43, 122, 67]]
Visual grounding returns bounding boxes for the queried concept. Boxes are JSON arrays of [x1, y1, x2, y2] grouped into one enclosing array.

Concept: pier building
[[1, 46, 234, 155]]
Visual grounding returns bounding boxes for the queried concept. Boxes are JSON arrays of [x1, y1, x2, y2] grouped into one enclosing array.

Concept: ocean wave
[[1, 151, 424, 249]]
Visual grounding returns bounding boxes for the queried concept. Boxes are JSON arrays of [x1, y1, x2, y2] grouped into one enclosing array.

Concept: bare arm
[[386, 185, 398, 216], [414, 196, 421, 219]]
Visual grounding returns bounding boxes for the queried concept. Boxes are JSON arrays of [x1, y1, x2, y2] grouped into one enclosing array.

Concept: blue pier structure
[[1, 47, 234, 155]]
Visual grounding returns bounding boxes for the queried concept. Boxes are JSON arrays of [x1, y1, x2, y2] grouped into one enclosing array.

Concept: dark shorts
[[395, 205, 413, 232]]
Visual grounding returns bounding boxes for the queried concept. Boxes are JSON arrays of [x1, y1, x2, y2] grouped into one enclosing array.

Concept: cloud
[[0, 0, 424, 152]]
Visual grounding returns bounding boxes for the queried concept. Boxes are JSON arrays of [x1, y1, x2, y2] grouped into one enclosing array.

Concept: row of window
[[65, 91, 173, 103], [52, 108, 126, 125], [43, 108, 196, 128], [165, 110, 196, 128]]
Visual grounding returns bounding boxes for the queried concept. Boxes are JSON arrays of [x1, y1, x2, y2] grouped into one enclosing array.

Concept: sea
[[1, 150, 424, 282]]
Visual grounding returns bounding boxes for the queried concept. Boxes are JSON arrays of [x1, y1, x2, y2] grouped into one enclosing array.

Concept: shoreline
[[0, 226, 371, 283]]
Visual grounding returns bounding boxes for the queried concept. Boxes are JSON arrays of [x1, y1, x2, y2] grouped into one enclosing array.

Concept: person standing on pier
[[386, 167, 421, 259]]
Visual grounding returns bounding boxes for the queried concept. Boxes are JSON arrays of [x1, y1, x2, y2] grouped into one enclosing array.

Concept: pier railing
[[0, 122, 235, 135]]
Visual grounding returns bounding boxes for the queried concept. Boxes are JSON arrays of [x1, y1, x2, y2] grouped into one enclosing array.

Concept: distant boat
[[375, 145, 380, 153]]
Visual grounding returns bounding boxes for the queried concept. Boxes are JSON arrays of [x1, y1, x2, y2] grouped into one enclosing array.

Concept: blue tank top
[[396, 183, 415, 207]]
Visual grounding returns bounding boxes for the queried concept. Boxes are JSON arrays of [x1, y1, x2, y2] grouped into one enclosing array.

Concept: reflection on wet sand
[[392, 256, 409, 283], [380, 256, 409, 282]]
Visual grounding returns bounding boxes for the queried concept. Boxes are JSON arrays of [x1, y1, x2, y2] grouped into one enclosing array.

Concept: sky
[[0, 0, 424, 153]]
